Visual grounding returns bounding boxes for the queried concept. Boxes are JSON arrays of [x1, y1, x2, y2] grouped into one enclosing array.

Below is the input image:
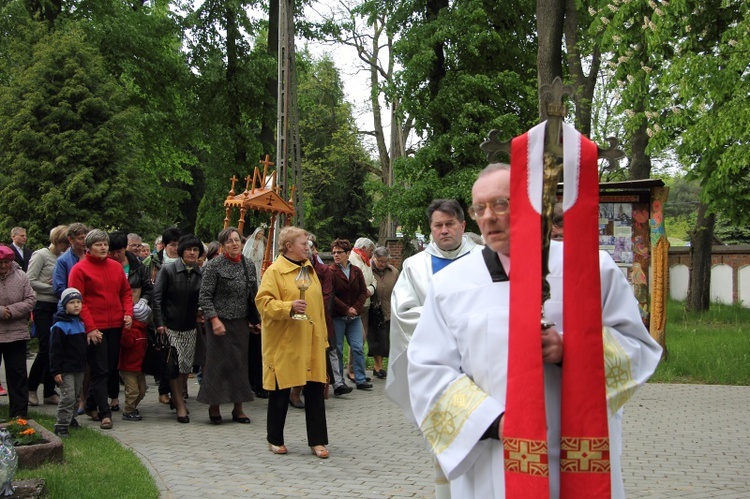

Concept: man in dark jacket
[[10, 227, 32, 272]]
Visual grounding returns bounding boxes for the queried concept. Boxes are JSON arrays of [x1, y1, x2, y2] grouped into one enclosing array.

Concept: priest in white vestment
[[386, 199, 481, 424], [407, 165, 662, 498]]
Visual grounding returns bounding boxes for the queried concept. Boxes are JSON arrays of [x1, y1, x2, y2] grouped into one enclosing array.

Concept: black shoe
[[110, 404, 120, 412], [209, 412, 222, 425], [231, 410, 251, 424], [373, 369, 386, 379], [177, 415, 190, 424], [54, 425, 70, 437], [69, 418, 80, 429], [252, 386, 269, 399], [333, 384, 353, 396], [356, 383, 373, 390], [122, 411, 142, 421]]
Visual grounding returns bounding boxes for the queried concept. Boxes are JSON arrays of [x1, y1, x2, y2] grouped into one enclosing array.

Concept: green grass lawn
[[1, 408, 158, 498], [650, 299, 750, 385]]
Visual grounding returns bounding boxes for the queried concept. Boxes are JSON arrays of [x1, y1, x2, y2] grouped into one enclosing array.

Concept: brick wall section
[[668, 245, 750, 303], [385, 238, 404, 269]]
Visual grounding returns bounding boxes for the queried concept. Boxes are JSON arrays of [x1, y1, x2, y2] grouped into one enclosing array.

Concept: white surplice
[[386, 236, 480, 425], [407, 242, 662, 498]]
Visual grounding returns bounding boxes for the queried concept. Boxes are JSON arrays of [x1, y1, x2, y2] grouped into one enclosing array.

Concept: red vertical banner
[[560, 132, 611, 497], [504, 132, 550, 498]]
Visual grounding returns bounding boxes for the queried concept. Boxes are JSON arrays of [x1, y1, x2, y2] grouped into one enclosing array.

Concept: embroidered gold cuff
[[603, 326, 638, 415], [421, 375, 488, 455]]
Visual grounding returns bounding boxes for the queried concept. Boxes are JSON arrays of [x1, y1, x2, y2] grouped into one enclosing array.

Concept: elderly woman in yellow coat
[[255, 226, 330, 459]]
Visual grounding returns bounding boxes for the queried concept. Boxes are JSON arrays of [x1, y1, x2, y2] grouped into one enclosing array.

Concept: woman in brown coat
[[369, 246, 399, 379]]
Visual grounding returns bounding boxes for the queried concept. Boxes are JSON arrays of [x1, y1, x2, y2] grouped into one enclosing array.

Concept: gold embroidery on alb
[[603, 326, 637, 415], [421, 375, 487, 454]]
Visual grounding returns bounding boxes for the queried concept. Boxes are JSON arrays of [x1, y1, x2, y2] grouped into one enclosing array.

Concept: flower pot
[[14, 420, 63, 470]]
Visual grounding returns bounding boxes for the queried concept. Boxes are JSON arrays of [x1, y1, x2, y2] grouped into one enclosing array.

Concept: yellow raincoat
[[255, 256, 328, 390]]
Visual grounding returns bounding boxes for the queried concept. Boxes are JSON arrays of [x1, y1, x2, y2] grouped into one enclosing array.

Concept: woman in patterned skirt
[[197, 227, 261, 424], [152, 234, 204, 423]]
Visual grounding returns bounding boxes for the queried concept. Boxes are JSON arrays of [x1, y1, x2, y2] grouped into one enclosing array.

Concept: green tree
[[297, 53, 376, 244], [0, 23, 144, 241], [185, 3, 275, 240], [386, 0, 538, 234], [645, 0, 750, 310]]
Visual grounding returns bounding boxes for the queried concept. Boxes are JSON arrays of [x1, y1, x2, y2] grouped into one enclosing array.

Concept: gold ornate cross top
[[480, 77, 625, 164], [539, 78, 574, 158]]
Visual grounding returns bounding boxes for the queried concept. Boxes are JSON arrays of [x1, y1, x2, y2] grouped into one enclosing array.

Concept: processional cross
[[483, 77, 625, 498], [480, 76, 625, 318]]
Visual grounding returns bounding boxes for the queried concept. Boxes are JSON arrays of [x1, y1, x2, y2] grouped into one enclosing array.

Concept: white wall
[[739, 265, 750, 308], [710, 264, 734, 305], [669, 264, 689, 301]]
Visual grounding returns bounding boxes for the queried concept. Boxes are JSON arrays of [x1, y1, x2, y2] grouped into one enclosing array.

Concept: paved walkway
[[6, 362, 750, 498]]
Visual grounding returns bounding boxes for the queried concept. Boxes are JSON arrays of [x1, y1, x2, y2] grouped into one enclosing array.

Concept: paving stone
[[8, 359, 750, 497]]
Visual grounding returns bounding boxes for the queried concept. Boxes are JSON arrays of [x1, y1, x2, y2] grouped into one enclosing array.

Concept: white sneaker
[[28, 391, 39, 406]]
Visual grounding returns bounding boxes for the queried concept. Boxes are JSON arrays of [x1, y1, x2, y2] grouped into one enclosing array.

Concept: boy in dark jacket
[[49, 288, 87, 437]]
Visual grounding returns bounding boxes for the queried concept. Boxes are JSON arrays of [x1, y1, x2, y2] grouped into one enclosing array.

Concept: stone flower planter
[[13, 420, 63, 470]]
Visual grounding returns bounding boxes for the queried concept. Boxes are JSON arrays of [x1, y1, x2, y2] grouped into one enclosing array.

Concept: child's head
[[61, 288, 83, 316]]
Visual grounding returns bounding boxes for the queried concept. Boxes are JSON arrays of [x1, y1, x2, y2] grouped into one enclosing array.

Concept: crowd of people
[[2, 159, 661, 486], [0, 221, 399, 460]]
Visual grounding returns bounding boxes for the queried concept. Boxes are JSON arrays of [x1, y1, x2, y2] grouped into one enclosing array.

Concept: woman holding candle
[[255, 227, 329, 458]]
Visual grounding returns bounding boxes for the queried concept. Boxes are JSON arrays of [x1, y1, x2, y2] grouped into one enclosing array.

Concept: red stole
[[504, 122, 610, 498]]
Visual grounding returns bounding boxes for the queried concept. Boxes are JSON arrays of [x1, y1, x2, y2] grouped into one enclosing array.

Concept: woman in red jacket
[[68, 229, 133, 430]]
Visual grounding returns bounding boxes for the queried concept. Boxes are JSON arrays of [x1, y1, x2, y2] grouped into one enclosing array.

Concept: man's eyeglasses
[[332, 250, 346, 255], [468, 198, 510, 220]]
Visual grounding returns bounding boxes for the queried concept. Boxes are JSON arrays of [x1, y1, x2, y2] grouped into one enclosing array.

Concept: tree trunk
[[225, 7, 246, 169], [536, 0, 566, 120], [687, 202, 714, 312], [261, 0, 279, 153], [426, 0, 451, 177], [563, 0, 600, 136], [629, 117, 651, 180]]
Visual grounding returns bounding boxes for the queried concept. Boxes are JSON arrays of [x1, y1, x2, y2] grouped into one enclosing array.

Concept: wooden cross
[[244, 174, 253, 192], [229, 175, 239, 197], [260, 154, 275, 181]]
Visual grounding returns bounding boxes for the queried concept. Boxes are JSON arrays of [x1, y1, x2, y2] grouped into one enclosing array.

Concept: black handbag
[[165, 343, 180, 379], [142, 330, 170, 377]]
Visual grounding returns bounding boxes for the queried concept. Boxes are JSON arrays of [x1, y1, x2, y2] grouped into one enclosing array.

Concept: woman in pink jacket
[[0, 245, 36, 418]]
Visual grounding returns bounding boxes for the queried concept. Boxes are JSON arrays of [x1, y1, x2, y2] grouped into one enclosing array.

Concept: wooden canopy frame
[[223, 155, 296, 274]]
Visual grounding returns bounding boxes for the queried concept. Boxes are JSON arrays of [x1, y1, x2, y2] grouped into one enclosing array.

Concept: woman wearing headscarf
[[152, 234, 204, 423], [255, 227, 329, 458], [68, 230, 133, 430], [27, 224, 69, 406], [0, 245, 36, 418], [242, 226, 266, 277], [197, 227, 260, 424]]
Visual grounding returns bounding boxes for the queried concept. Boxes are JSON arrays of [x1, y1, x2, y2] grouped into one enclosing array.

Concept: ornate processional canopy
[[222, 154, 296, 235], [222, 154, 296, 275]]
